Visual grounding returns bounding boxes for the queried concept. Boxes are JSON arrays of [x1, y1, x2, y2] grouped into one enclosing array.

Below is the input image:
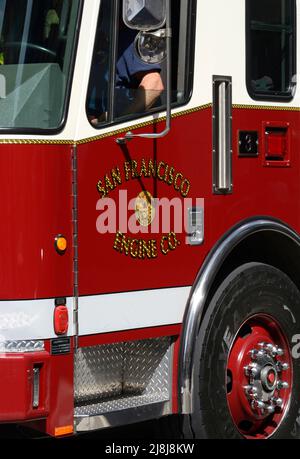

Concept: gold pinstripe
[[233, 104, 300, 112], [0, 139, 74, 145], [76, 103, 212, 145], [0, 102, 298, 146]]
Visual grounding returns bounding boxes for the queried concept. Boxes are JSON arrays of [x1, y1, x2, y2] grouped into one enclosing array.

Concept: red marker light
[[54, 305, 69, 335]]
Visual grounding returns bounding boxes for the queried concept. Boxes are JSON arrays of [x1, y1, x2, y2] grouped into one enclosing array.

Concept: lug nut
[[250, 349, 258, 360], [244, 364, 258, 376], [258, 342, 279, 356], [250, 366, 259, 377], [244, 385, 258, 399], [277, 380, 289, 390], [275, 347, 284, 356], [266, 404, 275, 414], [277, 362, 290, 371], [272, 397, 283, 407], [244, 385, 252, 393], [257, 349, 266, 358], [252, 400, 266, 411], [244, 365, 250, 376], [265, 343, 275, 353]]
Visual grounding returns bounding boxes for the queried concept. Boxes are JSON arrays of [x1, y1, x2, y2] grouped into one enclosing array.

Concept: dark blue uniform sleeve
[[116, 31, 162, 89]]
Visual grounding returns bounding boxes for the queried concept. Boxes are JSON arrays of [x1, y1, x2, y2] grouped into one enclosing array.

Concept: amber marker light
[[55, 235, 67, 255], [54, 425, 74, 437]]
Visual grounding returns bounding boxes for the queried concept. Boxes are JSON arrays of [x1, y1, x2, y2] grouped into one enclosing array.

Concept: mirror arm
[[117, 0, 172, 144]]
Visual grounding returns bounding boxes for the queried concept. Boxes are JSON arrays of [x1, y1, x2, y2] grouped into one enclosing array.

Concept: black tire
[[184, 262, 300, 439]]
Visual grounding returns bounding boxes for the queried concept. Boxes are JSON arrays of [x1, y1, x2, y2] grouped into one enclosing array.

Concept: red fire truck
[[0, 0, 300, 440]]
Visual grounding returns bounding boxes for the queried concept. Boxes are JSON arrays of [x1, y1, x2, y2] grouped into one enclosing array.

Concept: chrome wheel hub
[[244, 342, 289, 417]]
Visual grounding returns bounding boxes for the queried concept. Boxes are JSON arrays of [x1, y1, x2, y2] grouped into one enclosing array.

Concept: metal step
[[75, 392, 169, 418], [74, 336, 174, 432], [75, 397, 171, 432]]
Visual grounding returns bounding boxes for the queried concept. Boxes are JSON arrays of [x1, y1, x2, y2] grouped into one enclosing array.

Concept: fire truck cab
[[0, 0, 300, 439]]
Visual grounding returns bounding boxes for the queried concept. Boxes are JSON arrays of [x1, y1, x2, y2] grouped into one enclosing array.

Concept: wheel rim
[[226, 314, 292, 439]]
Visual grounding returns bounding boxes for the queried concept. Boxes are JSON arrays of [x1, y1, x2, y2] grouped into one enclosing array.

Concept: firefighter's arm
[[128, 71, 164, 112], [89, 71, 164, 125]]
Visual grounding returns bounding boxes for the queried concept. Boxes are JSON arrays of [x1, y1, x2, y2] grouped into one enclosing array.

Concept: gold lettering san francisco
[[97, 158, 191, 199]]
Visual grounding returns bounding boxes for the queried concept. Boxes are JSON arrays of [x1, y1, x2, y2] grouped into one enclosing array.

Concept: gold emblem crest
[[135, 191, 155, 227]]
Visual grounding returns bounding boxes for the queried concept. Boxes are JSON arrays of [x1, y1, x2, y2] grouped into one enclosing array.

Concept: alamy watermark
[[96, 190, 204, 240]]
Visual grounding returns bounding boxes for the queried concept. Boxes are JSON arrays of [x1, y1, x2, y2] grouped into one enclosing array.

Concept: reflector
[[54, 305, 69, 336], [55, 235, 67, 254]]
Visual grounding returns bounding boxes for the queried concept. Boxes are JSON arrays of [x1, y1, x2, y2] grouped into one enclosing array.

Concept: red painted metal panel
[[44, 339, 74, 437], [0, 352, 50, 422], [77, 111, 212, 296], [0, 341, 74, 435], [0, 143, 73, 300], [77, 107, 300, 298], [0, 105, 299, 431], [0, 107, 298, 302]]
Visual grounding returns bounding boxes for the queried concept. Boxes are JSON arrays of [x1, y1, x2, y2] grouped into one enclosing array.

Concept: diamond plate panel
[[75, 393, 167, 417], [123, 337, 170, 395], [75, 337, 172, 409], [0, 340, 44, 353], [75, 343, 123, 403]]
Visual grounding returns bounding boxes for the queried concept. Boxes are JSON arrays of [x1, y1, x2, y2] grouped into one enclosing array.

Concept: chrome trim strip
[[75, 401, 171, 432], [32, 367, 40, 408], [179, 218, 300, 414]]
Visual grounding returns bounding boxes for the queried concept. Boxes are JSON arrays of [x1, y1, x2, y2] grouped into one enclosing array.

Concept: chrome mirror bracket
[[116, 0, 171, 144]]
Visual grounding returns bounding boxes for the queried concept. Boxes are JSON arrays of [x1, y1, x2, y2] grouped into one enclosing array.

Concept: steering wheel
[[4, 42, 57, 59]]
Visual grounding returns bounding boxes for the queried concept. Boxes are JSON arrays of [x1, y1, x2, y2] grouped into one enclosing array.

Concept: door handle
[[213, 76, 233, 194]]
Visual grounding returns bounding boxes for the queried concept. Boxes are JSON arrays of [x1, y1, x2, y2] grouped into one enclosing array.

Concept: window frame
[[0, 0, 84, 136], [246, 0, 297, 102], [86, 0, 197, 130]]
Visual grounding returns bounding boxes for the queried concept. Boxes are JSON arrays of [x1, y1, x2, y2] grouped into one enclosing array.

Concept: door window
[[0, 0, 81, 132], [86, 0, 196, 127], [246, 0, 296, 101]]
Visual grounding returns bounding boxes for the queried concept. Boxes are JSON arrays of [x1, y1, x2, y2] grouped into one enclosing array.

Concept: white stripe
[[0, 287, 191, 341], [0, 298, 74, 341], [78, 287, 191, 336]]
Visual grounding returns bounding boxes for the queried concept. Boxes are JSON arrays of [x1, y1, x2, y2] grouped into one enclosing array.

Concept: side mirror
[[123, 0, 166, 31], [135, 30, 167, 64]]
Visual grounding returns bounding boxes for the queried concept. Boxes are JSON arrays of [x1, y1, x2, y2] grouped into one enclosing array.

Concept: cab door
[[75, 0, 202, 341]]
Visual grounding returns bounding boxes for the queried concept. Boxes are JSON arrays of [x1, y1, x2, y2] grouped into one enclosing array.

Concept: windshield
[[0, 0, 80, 132]]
